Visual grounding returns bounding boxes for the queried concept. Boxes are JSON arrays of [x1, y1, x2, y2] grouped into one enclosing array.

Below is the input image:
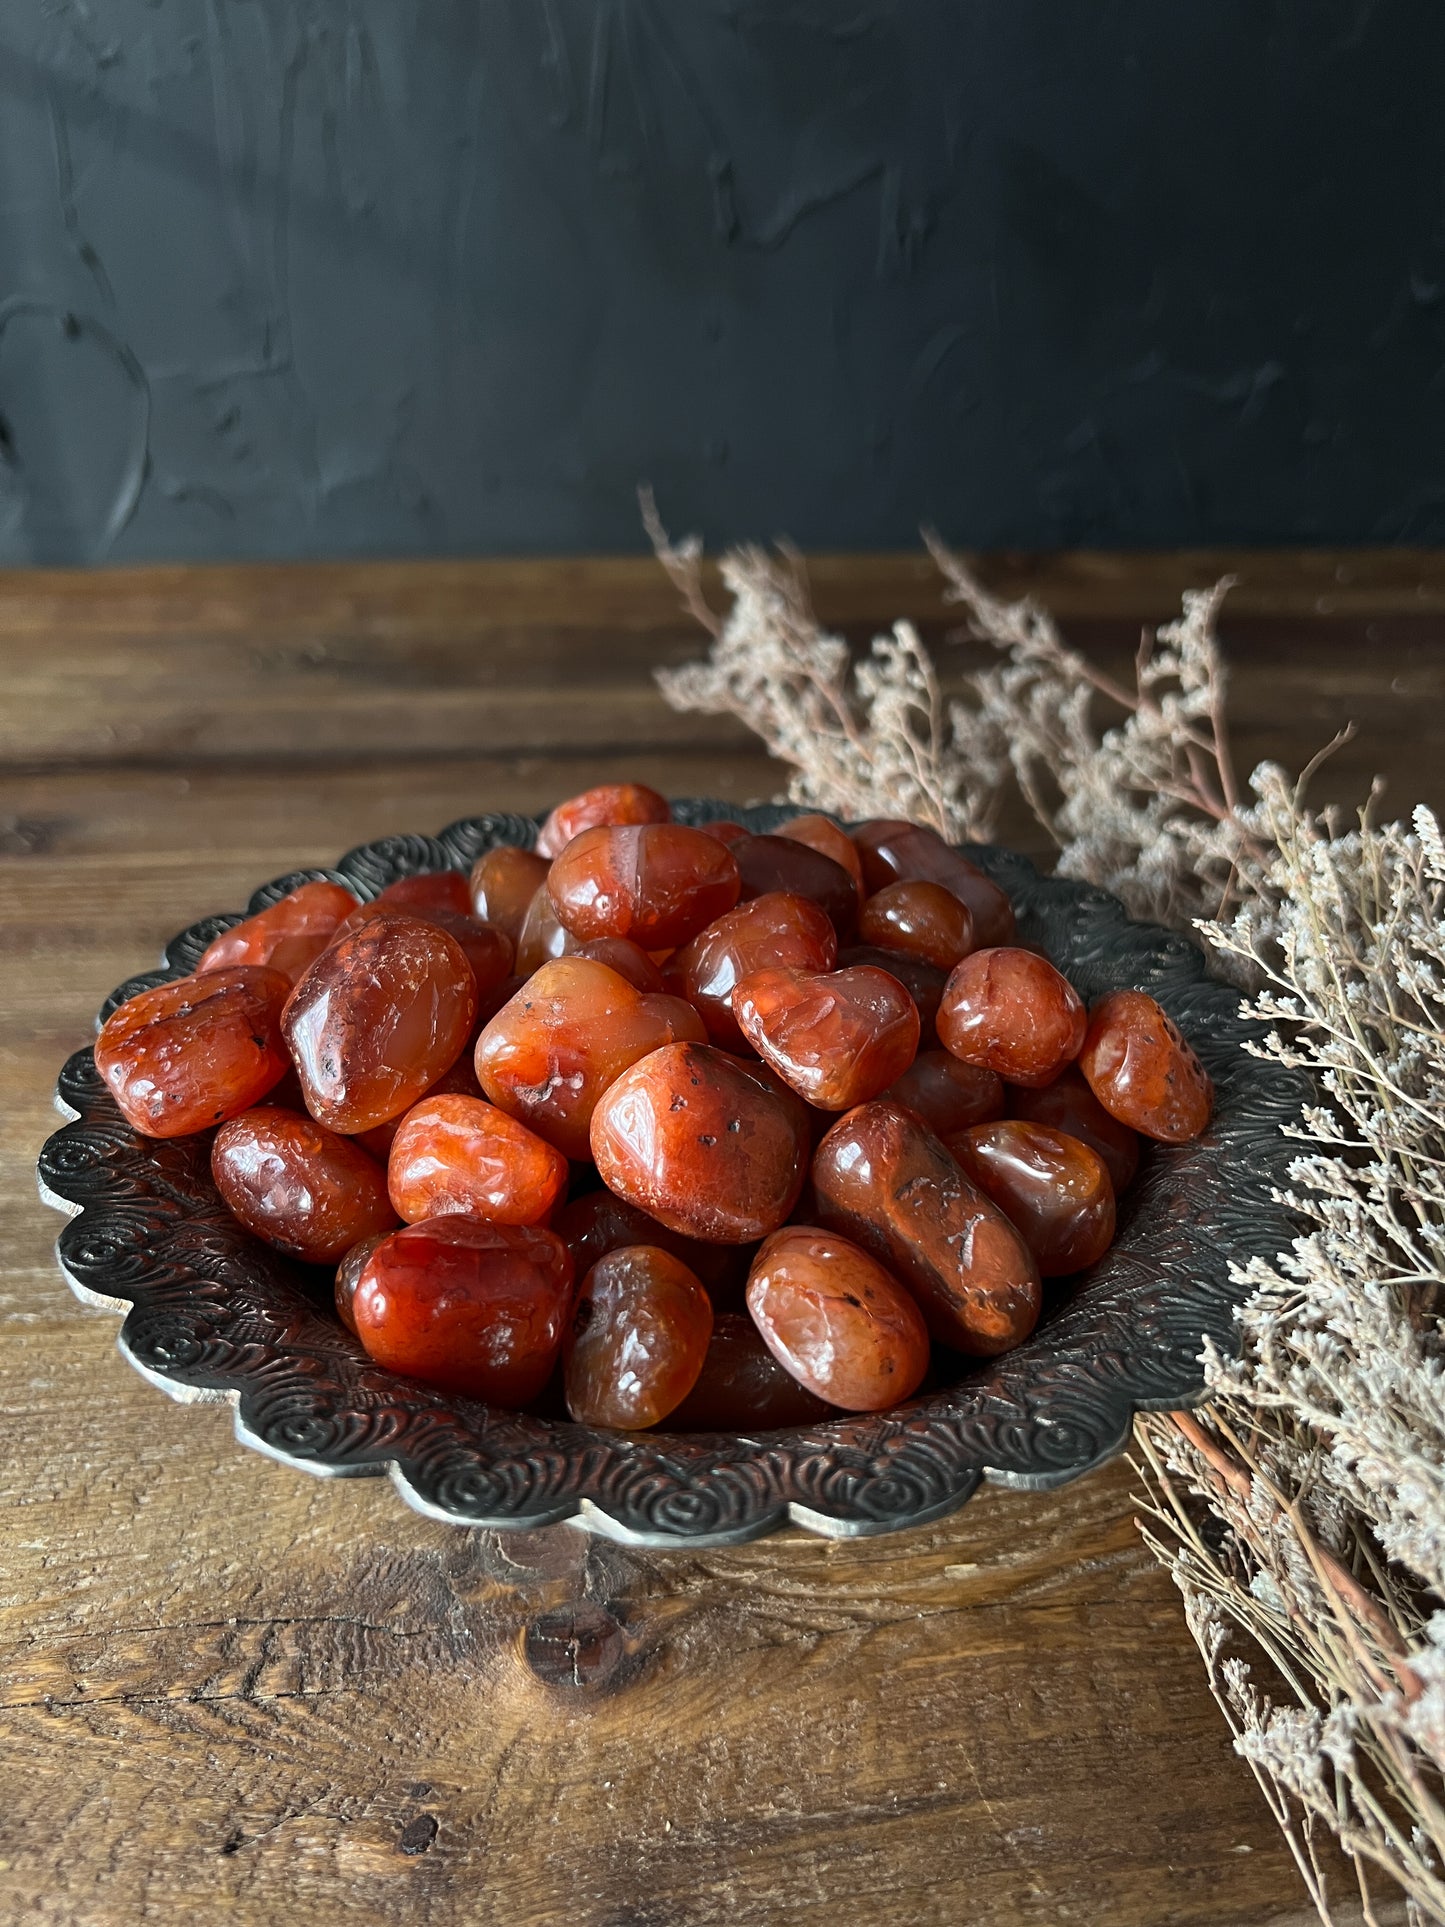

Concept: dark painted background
[[1, 2, 1441, 564]]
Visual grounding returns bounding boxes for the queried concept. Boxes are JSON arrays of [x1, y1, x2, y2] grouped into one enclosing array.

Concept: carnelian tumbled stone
[[564, 1245, 714, 1429], [1078, 989, 1214, 1143], [352, 1044, 487, 1161], [468, 845, 551, 944], [547, 824, 741, 948], [211, 1107, 397, 1263], [881, 1049, 1005, 1136], [745, 1227, 930, 1411], [732, 965, 920, 1110], [730, 835, 858, 936], [673, 893, 837, 1049], [514, 883, 574, 976], [387, 1094, 568, 1226], [353, 1217, 573, 1405], [590, 1043, 810, 1243], [1007, 1065, 1141, 1192], [948, 1121, 1116, 1277], [667, 1312, 834, 1430], [779, 814, 866, 904], [571, 938, 665, 992], [937, 947, 1087, 1088], [536, 782, 671, 859], [283, 915, 478, 1134], [858, 879, 975, 970], [474, 956, 701, 1159], [333, 899, 514, 1001], [553, 1189, 739, 1297], [96, 966, 293, 1137], [812, 1100, 1041, 1355], [335, 1230, 389, 1335], [371, 870, 474, 919], [197, 880, 359, 986], [852, 821, 1016, 948], [837, 945, 948, 1046]]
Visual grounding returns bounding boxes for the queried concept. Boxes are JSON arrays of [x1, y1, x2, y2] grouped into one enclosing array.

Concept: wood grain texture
[[1, 555, 1435, 1927]]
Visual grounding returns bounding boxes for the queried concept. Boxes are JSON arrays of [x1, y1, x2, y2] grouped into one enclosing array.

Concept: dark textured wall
[[1, 2, 1441, 564]]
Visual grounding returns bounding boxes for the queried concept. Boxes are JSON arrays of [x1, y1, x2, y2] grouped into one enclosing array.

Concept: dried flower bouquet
[[649, 497, 1445, 1927]]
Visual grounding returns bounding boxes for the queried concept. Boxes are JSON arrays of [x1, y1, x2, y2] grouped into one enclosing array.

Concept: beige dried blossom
[[650, 505, 1445, 1925]]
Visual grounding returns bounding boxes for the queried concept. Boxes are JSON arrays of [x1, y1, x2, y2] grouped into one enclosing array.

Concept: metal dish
[[36, 800, 1305, 1548]]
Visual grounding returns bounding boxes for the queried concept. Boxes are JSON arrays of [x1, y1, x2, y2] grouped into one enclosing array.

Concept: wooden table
[[3, 551, 1441, 1927]]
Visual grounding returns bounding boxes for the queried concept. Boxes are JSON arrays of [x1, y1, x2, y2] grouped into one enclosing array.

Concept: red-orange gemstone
[[197, 880, 359, 986], [283, 915, 478, 1133], [732, 965, 920, 1110], [937, 947, 1087, 1088], [553, 1188, 740, 1298], [352, 1043, 487, 1161], [667, 1312, 835, 1429], [858, 879, 976, 970], [514, 882, 575, 975], [387, 1093, 568, 1226], [673, 893, 837, 1049], [333, 899, 514, 1002], [95, 966, 293, 1138], [536, 782, 671, 859], [571, 937, 664, 992], [852, 821, 1016, 948], [211, 1106, 397, 1263], [564, 1245, 714, 1428], [881, 1049, 1005, 1135], [335, 1231, 389, 1335], [731, 834, 858, 936], [547, 823, 741, 948], [353, 1217, 573, 1405], [837, 945, 948, 1046], [1078, 989, 1214, 1143], [371, 871, 474, 919], [469, 846, 551, 943], [745, 1226, 930, 1411], [948, 1121, 1115, 1277], [779, 814, 866, 904], [812, 1099, 1041, 1355], [1007, 1065, 1141, 1191], [474, 956, 700, 1159], [590, 1042, 810, 1243]]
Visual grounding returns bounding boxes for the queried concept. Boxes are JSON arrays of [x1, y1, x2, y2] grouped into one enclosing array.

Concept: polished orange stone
[[590, 1042, 810, 1243], [474, 956, 701, 1159], [197, 880, 359, 986], [732, 965, 920, 1110], [547, 823, 741, 948], [211, 1106, 397, 1263], [858, 878, 976, 970], [283, 914, 478, 1134], [351, 1039, 487, 1161], [468, 845, 551, 944], [672, 892, 837, 1049], [570, 937, 664, 992], [334, 1230, 389, 1336], [836, 944, 948, 1045], [333, 898, 514, 1002], [812, 1099, 1041, 1355], [937, 946, 1087, 1088], [514, 882, 575, 975], [745, 1226, 930, 1411], [778, 814, 866, 904], [731, 834, 858, 936], [371, 871, 474, 918], [387, 1093, 568, 1226], [564, 1244, 714, 1428], [353, 1217, 573, 1405], [553, 1188, 740, 1298], [536, 782, 671, 859], [851, 821, 1016, 948], [881, 1048, 1005, 1136], [1006, 1065, 1141, 1191], [666, 1311, 835, 1430], [96, 966, 293, 1137], [948, 1120, 1116, 1277], [1078, 988, 1214, 1143]]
